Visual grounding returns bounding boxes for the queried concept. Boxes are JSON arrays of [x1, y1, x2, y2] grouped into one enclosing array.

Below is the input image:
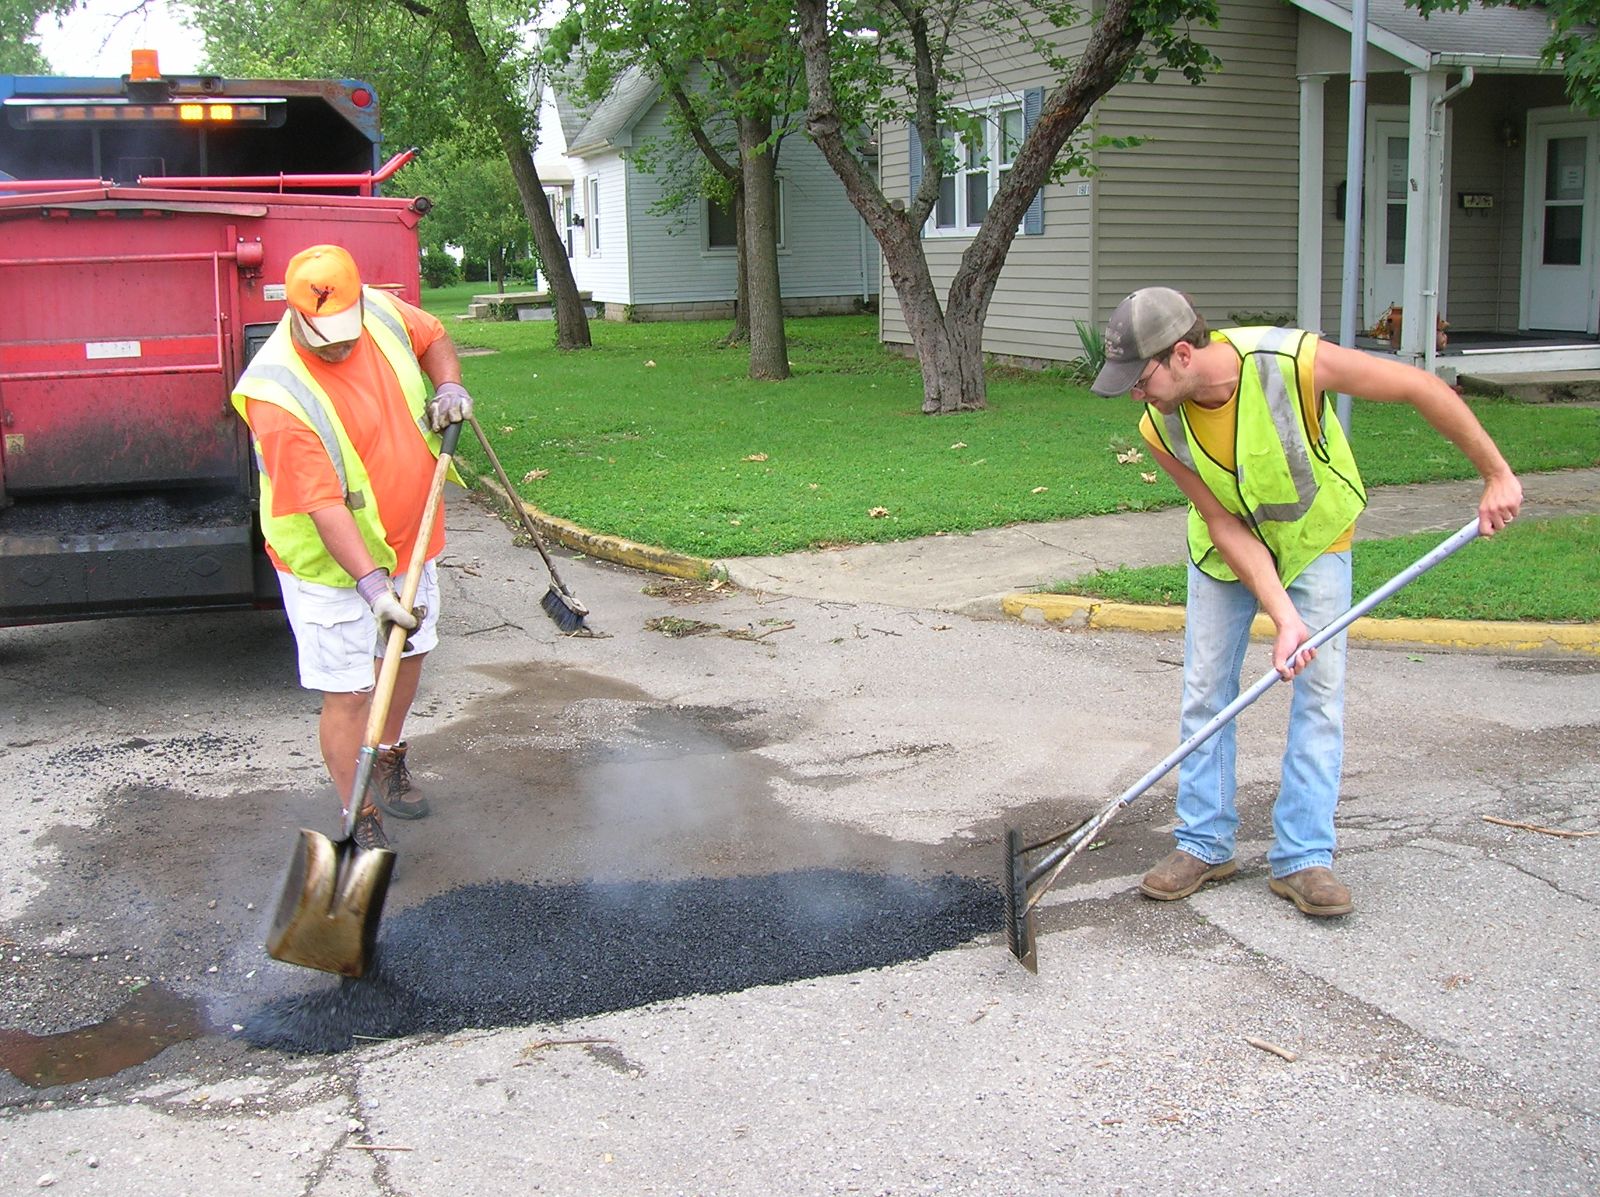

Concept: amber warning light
[[6, 99, 282, 126]]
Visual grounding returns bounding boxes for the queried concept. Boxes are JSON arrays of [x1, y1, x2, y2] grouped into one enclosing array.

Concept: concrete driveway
[[1, 491, 1595, 1195]]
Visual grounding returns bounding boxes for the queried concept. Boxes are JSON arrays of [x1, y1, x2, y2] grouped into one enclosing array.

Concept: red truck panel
[[0, 186, 425, 625]]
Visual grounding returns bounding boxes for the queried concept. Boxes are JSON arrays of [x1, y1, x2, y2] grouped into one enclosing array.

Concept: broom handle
[[1023, 518, 1482, 902], [465, 413, 578, 599], [343, 421, 461, 837]]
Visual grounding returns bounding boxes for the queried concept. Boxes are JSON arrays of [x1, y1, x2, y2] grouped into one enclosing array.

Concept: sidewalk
[[718, 468, 1600, 651]]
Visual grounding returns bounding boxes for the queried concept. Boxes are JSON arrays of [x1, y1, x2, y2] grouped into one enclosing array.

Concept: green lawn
[[1050, 515, 1600, 622], [423, 290, 1600, 585]]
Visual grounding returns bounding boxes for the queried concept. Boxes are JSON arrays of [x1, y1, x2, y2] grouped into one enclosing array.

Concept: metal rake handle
[[1023, 518, 1482, 903]]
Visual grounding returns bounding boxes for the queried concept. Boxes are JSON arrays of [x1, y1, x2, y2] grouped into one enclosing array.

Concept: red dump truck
[[0, 53, 431, 626]]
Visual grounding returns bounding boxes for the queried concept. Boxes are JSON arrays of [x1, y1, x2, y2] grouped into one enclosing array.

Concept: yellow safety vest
[[1147, 326, 1367, 585], [231, 287, 452, 586]]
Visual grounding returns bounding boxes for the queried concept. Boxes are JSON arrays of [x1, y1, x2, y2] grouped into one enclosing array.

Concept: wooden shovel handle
[[362, 421, 462, 750]]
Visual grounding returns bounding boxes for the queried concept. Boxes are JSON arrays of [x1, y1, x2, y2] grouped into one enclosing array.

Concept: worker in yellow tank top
[[1092, 288, 1522, 918]]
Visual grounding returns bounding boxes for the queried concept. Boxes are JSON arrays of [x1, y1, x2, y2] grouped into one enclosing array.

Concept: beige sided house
[[880, 0, 1600, 380]]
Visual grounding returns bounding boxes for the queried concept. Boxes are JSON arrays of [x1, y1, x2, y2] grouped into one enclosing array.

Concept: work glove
[[428, 381, 473, 432], [356, 568, 421, 651]]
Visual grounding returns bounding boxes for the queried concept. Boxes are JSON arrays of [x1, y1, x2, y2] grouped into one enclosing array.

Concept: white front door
[[1364, 115, 1409, 327], [1523, 115, 1599, 333]]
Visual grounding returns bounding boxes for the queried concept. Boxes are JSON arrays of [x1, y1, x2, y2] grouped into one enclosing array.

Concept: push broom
[[466, 413, 590, 634], [1004, 518, 1484, 972]]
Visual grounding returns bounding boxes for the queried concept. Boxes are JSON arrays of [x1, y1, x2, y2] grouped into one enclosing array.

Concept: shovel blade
[[266, 828, 395, 978]]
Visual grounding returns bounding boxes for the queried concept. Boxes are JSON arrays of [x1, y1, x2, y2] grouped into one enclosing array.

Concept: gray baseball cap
[[1090, 287, 1199, 396]]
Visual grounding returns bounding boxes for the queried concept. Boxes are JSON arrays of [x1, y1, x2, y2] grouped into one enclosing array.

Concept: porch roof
[[566, 66, 661, 157], [1292, 0, 1562, 70]]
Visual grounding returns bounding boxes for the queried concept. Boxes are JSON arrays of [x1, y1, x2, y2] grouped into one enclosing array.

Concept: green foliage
[[398, 144, 530, 287], [1227, 310, 1294, 327], [420, 248, 460, 288], [1050, 516, 1600, 623], [3, 0, 74, 73], [1065, 319, 1106, 386], [185, 0, 502, 157], [407, 308, 1600, 561]]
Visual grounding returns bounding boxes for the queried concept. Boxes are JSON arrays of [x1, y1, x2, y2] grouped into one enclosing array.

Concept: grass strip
[[1048, 515, 1600, 622]]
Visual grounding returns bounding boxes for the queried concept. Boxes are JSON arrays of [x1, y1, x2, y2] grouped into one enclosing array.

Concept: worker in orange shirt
[[231, 244, 473, 851]]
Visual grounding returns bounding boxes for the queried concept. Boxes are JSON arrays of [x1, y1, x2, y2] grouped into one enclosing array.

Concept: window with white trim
[[928, 99, 1024, 237], [585, 176, 601, 255], [704, 181, 786, 251]]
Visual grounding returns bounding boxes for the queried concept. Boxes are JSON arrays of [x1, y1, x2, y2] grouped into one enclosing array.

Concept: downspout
[[1425, 66, 1474, 374], [1335, 0, 1370, 432]]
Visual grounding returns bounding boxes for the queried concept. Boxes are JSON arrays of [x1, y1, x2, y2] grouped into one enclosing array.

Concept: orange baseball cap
[[285, 244, 365, 344]]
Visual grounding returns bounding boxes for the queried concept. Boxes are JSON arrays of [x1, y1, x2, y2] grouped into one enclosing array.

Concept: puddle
[[243, 869, 1000, 1053], [0, 985, 201, 1088]]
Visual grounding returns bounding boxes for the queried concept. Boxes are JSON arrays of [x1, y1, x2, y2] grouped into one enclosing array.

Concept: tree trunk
[[436, 0, 591, 348], [723, 182, 751, 346], [795, 0, 1150, 411], [739, 112, 789, 380]]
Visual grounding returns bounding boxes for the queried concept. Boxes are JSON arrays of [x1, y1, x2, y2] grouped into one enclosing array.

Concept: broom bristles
[[540, 584, 588, 633]]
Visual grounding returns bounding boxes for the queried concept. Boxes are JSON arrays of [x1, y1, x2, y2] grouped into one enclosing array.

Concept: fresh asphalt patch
[[243, 870, 1000, 1053]]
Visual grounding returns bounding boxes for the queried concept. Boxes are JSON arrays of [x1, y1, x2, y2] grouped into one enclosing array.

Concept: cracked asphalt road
[[1, 489, 1596, 1195]]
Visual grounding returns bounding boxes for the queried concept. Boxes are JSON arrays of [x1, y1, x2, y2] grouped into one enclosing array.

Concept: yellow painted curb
[[465, 472, 717, 582], [1002, 592, 1600, 655]]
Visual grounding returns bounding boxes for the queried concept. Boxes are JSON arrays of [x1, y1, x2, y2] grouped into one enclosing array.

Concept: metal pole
[[1336, 0, 1370, 432]]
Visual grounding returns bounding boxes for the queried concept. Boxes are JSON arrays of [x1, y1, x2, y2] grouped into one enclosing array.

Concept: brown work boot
[[351, 805, 390, 852], [1269, 866, 1353, 917], [1139, 850, 1238, 901], [373, 741, 429, 820]]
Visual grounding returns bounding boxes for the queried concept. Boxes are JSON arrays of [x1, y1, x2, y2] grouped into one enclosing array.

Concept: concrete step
[[1458, 370, 1600, 403]]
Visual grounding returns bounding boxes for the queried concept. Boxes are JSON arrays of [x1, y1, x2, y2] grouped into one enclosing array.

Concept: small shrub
[[1227, 309, 1293, 327], [420, 249, 460, 289], [1065, 318, 1106, 386]]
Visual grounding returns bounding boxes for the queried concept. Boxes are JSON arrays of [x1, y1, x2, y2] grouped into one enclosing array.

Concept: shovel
[[1004, 518, 1484, 972], [266, 421, 463, 978]]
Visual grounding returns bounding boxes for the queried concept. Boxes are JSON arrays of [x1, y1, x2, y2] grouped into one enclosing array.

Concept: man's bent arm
[[1149, 443, 1315, 679], [1312, 341, 1522, 533], [418, 336, 464, 389]]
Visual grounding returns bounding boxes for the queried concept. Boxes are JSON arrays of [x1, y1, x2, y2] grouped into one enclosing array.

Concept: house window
[[927, 100, 1024, 237], [707, 196, 738, 248], [586, 176, 601, 255], [704, 181, 787, 251], [563, 191, 574, 258]]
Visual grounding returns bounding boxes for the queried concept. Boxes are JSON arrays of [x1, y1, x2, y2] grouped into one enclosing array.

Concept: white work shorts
[[276, 561, 441, 693]]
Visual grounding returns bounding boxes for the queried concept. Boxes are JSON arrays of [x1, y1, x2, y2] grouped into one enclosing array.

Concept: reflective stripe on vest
[[231, 288, 438, 584], [1149, 327, 1366, 585]]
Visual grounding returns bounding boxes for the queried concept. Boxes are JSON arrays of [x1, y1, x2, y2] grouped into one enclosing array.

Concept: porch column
[[1402, 68, 1446, 364], [1298, 74, 1326, 332]]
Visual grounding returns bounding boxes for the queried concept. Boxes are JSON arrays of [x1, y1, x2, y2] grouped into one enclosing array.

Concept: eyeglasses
[[1129, 358, 1163, 398]]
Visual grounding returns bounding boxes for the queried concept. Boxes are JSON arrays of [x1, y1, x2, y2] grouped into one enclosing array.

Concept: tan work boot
[[1139, 850, 1238, 901], [373, 741, 429, 819], [1269, 866, 1353, 917], [351, 804, 389, 851]]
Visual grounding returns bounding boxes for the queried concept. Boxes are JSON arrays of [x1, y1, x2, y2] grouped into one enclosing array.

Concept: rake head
[[1003, 828, 1037, 973]]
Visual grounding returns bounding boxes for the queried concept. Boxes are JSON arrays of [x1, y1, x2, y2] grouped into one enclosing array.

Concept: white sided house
[[881, 0, 1600, 381], [547, 69, 880, 322]]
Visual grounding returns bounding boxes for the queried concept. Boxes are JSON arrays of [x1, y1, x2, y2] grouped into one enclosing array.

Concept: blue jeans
[[1173, 551, 1352, 878]]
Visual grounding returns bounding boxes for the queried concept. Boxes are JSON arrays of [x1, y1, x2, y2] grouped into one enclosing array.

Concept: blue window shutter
[[909, 122, 923, 204], [1023, 87, 1044, 235]]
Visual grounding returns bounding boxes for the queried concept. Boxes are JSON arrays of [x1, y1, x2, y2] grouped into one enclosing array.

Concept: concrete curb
[[464, 472, 719, 583], [1001, 592, 1600, 654]]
